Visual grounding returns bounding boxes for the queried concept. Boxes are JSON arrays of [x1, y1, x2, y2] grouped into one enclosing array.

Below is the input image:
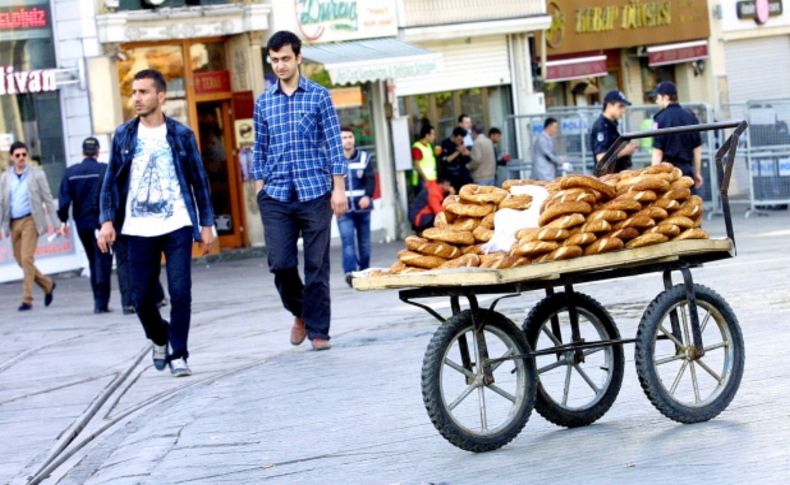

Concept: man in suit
[[0, 141, 58, 311]]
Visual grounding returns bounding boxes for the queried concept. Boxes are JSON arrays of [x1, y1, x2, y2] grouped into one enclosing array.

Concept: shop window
[[117, 45, 188, 123], [190, 42, 227, 73], [640, 61, 675, 103]]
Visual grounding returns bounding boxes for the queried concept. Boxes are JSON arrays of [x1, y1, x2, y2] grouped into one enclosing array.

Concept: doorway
[[196, 100, 244, 247]]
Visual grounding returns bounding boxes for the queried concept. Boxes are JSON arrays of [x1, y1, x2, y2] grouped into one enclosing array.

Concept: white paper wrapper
[[481, 185, 550, 254]]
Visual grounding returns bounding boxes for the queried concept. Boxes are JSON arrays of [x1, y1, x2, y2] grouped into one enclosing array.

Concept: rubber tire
[[635, 284, 745, 423], [522, 292, 625, 428], [421, 309, 537, 452]]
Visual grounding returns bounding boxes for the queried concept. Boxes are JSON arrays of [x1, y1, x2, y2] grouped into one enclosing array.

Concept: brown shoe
[[311, 338, 332, 351], [290, 317, 307, 346]]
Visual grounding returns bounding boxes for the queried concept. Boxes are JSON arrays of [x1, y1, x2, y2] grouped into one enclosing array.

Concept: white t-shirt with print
[[121, 123, 192, 237]]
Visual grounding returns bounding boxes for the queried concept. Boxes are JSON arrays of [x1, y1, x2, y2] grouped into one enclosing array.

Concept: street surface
[[1, 208, 789, 484]]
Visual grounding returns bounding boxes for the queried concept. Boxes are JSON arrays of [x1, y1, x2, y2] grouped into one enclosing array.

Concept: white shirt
[[121, 123, 192, 237]]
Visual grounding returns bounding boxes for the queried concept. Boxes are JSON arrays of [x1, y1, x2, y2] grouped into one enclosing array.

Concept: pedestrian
[[0, 141, 58, 311], [337, 126, 375, 281], [56, 137, 113, 313], [438, 126, 472, 193], [252, 30, 347, 352], [97, 69, 216, 377], [408, 177, 454, 232], [457, 114, 474, 150], [410, 122, 438, 194], [530, 118, 564, 181], [650, 81, 703, 192], [488, 127, 511, 167], [468, 124, 497, 186], [591, 90, 638, 174]]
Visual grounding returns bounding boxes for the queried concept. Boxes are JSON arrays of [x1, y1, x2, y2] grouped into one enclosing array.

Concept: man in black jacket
[[337, 126, 375, 280], [58, 137, 113, 313]]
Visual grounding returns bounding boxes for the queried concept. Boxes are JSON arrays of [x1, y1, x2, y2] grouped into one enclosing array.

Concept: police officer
[[57, 137, 113, 313], [337, 126, 375, 281], [651, 81, 703, 191], [591, 90, 638, 173]]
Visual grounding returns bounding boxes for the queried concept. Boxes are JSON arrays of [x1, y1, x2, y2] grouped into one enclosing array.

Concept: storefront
[[269, 0, 445, 241], [0, 0, 87, 283], [540, 0, 711, 107], [94, 1, 271, 248], [715, 0, 790, 106]]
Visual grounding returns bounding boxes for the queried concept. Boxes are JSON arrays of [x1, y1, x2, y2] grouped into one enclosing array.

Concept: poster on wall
[[0, 228, 82, 283], [275, 0, 398, 43]]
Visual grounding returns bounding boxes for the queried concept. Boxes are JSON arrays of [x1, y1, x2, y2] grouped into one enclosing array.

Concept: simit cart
[[350, 121, 748, 452]]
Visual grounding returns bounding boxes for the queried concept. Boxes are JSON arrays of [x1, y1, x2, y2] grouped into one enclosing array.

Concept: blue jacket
[[99, 117, 214, 241], [58, 158, 106, 231]]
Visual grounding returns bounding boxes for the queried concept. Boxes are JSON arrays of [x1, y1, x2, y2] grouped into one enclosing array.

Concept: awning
[[545, 55, 608, 83], [301, 38, 442, 86], [647, 40, 708, 67]]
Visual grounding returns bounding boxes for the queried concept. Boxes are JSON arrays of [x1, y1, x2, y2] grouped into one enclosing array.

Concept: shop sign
[[545, 0, 710, 56], [294, 0, 397, 43], [0, 66, 57, 96], [0, 6, 47, 30], [330, 86, 363, 109], [193, 71, 231, 95], [736, 0, 783, 24]]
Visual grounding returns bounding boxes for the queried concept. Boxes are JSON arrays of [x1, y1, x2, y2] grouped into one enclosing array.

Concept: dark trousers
[[258, 191, 332, 340], [127, 226, 194, 360], [115, 235, 165, 308], [337, 210, 371, 274], [77, 229, 113, 309]]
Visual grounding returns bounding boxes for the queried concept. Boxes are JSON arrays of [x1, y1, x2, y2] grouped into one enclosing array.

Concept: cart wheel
[[422, 309, 537, 452], [522, 292, 624, 428], [635, 284, 744, 423]]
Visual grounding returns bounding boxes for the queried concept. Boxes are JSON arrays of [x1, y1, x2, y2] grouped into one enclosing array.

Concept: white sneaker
[[152, 344, 168, 371], [169, 357, 192, 377]]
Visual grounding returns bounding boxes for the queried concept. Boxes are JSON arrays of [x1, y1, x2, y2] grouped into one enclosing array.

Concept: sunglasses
[[13, 152, 28, 158]]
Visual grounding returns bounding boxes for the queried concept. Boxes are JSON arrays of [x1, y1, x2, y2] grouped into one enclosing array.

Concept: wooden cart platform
[[352, 238, 733, 291]]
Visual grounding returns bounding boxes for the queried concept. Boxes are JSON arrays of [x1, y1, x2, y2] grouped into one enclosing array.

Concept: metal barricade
[[743, 98, 790, 217], [502, 112, 587, 179]]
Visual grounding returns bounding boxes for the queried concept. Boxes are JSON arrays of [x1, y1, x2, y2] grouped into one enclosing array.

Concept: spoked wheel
[[635, 284, 745, 423], [421, 309, 537, 452], [523, 292, 624, 428]]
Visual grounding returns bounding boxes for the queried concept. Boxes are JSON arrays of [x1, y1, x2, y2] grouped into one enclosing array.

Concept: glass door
[[196, 100, 243, 247]]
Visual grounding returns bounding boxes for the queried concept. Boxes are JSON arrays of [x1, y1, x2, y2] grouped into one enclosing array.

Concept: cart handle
[[597, 120, 748, 247]]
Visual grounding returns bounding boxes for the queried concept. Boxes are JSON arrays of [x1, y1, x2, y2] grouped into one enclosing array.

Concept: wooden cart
[[351, 121, 748, 452]]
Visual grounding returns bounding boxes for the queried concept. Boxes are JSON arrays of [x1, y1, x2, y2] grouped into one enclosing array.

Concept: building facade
[[540, 0, 712, 108]]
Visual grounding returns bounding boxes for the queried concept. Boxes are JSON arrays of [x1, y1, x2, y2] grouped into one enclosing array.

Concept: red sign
[[0, 7, 48, 30], [546, 57, 608, 82], [648, 44, 708, 67], [193, 71, 231, 95]]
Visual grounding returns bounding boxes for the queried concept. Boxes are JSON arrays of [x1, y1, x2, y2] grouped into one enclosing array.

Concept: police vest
[[412, 141, 437, 183]]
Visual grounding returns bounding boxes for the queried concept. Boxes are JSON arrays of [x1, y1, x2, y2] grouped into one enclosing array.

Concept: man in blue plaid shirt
[[253, 30, 348, 351]]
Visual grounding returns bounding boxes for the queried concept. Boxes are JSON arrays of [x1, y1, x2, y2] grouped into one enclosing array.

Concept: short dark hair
[[9, 141, 27, 155], [340, 126, 354, 133], [667, 94, 679, 103], [419, 124, 435, 139], [544, 117, 558, 129], [471, 124, 484, 135], [458, 114, 470, 124], [133, 69, 167, 92], [488, 127, 502, 136], [452, 127, 467, 138], [267, 30, 302, 56]]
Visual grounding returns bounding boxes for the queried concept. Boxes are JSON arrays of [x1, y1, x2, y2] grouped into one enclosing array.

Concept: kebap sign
[[545, 0, 710, 56], [294, 0, 397, 43]]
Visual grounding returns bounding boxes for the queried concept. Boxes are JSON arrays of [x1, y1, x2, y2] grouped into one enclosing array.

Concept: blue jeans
[[475, 178, 496, 187], [115, 235, 165, 309], [258, 191, 333, 341], [127, 226, 194, 361], [337, 210, 371, 274]]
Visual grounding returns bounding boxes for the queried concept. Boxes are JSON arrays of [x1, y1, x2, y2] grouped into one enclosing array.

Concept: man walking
[[531, 118, 563, 181], [337, 126, 375, 280], [253, 31, 347, 351], [651, 81, 704, 192], [97, 69, 215, 377], [468, 124, 496, 186], [591, 90, 638, 173], [0, 142, 57, 311], [57, 137, 113, 313]]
